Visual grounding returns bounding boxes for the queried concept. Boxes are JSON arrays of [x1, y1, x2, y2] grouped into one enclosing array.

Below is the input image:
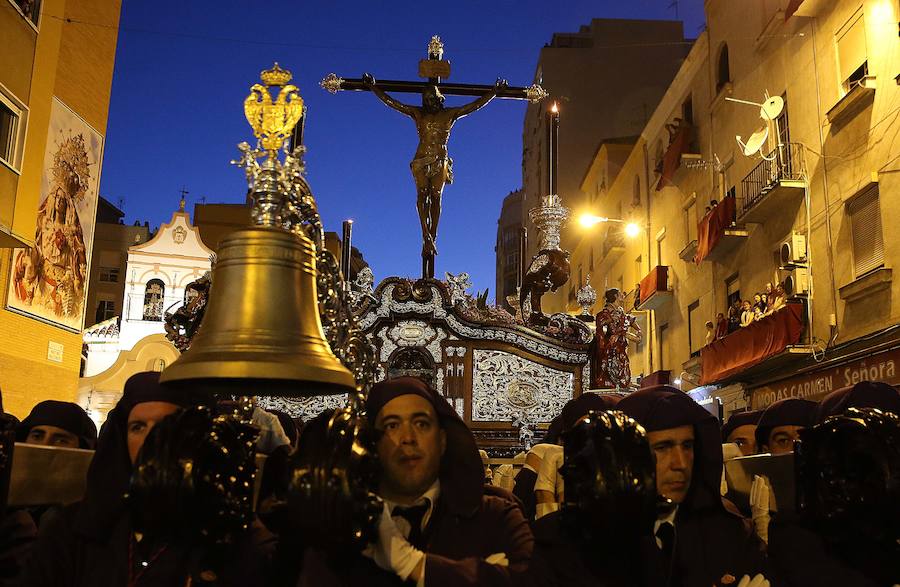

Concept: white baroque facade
[[80, 206, 213, 422]]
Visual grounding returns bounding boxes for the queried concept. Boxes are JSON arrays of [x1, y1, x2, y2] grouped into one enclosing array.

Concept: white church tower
[[80, 201, 213, 422]]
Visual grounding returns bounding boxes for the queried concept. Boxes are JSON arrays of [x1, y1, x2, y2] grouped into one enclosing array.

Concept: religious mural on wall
[[6, 98, 103, 331]]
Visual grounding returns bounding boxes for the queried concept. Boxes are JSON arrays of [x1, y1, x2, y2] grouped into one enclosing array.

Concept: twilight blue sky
[[99, 0, 704, 295]]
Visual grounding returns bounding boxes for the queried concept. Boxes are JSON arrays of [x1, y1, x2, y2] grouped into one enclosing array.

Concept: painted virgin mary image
[[11, 133, 90, 324]]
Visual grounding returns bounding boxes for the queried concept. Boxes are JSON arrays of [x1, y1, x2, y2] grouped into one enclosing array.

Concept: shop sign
[[751, 347, 900, 410]]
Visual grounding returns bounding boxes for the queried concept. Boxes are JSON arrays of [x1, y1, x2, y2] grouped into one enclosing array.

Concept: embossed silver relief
[[470, 349, 574, 423], [258, 394, 348, 421], [378, 320, 447, 363], [435, 368, 444, 394]]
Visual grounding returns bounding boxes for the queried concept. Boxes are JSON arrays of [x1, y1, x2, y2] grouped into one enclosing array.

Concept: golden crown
[[260, 63, 293, 87]]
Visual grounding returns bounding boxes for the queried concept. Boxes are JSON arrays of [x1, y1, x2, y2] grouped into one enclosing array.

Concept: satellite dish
[[760, 95, 784, 121], [737, 126, 769, 157]]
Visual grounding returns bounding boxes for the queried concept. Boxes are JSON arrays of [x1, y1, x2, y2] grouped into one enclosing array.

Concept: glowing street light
[[579, 213, 641, 238]]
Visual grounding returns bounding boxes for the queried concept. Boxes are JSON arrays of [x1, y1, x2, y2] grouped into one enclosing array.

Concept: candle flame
[[551, 102, 559, 113]]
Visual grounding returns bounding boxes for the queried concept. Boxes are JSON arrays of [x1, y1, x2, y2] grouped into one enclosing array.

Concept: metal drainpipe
[[809, 17, 841, 347], [642, 141, 654, 374]]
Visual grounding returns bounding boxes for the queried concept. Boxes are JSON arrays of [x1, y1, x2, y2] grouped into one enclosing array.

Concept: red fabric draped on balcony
[[639, 266, 668, 306], [694, 194, 736, 264], [655, 123, 694, 191], [700, 302, 804, 385]]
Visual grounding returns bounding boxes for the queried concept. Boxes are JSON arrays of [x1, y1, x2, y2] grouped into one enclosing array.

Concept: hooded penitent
[[618, 385, 723, 513], [560, 410, 656, 546], [559, 392, 624, 433], [366, 376, 484, 516], [617, 385, 768, 587], [814, 380, 900, 424], [795, 408, 900, 584], [75, 371, 210, 540], [721, 410, 761, 443], [754, 398, 816, 450], [17, 400, 98, 449]]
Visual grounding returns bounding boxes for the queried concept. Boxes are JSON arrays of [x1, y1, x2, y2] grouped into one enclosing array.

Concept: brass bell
[[160, 226, 356, 396]]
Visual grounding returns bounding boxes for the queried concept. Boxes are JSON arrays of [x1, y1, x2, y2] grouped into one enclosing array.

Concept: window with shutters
[[836, 9, 868, 95], [848, 184, 884, 277]]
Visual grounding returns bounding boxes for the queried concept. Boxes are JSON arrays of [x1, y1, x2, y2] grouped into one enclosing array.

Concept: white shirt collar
[[383, 480, 441, 533]]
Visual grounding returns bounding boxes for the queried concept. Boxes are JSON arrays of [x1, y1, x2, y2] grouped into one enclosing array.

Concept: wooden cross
[[322, 36, 548, 279]]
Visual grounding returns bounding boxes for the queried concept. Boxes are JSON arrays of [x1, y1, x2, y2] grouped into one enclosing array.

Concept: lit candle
[[548, 102, 560, 197]]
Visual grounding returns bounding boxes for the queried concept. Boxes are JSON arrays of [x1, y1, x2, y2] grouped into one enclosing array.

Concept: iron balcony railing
[[738, 142, 805, 219]]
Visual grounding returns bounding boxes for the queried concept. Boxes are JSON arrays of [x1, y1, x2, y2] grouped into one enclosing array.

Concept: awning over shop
[[700, 302, 804, 385], [694, 194, 737, 264]]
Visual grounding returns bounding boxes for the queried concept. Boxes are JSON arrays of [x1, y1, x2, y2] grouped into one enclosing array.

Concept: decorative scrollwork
[[470, 349, 574, 423]]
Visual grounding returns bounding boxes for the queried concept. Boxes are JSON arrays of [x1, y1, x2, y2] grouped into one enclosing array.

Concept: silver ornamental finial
[[528, 194, 569, 251], [428, 35, 444, 59], [576, 275, 597, 316], [525, 84, 549, 103], [320, 73, 345, 94]]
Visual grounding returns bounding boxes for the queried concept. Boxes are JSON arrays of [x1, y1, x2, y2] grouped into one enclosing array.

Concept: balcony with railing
[[602, 230, 625, 261], [636, 266, 672, 311], [699, 301, 810, 385], [694, 194, 748, 264], [738, 142, 806, 224]]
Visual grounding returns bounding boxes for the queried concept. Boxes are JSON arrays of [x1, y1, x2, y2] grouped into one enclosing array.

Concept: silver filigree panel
[[471, 349, 574, 423], [377, 320, 447, 363], [257, 394, 348, 421], [357, 284, 448, 332]]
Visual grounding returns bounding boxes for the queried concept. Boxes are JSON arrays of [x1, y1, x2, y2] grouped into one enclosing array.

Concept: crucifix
[[322, 36, 548, 279]]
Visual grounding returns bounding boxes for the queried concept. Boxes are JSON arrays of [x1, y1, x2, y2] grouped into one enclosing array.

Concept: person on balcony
[[740, 300, 755, 328], [765, 282, 786, 314], [704, 321, 715, 346], [752, 294, 766, 320], [715, 313, 729, 339], [728, 299, 742, 333]]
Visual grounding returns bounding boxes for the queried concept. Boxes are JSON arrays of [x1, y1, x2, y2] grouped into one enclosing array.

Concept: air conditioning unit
[[782, 266, 810, 296], [780, 232, 807, 265]]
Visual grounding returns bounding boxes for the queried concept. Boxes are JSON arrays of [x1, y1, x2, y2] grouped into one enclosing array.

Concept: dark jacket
[[297, 377, 534, 586], [618, 386, 769, 587], [0, 510, 36, 586], [297, 492, 533, 587], [511, 468, 537, 521], [531, 510, 656, 587], [768, 522, 885, 587], [20, 504, 273, 586], [18, 372, 273, 586]]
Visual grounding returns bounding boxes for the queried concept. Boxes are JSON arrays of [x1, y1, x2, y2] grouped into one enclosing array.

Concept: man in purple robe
[[296, 377, 533, 586], [618, 386, 769, 587]]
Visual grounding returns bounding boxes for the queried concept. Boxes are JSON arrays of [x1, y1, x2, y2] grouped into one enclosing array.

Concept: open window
[[836, 9, 868, 95]]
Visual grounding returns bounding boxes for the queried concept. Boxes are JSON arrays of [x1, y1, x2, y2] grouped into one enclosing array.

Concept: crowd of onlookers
[[706, 282, 789, 345], [0, 372, 896, 586]]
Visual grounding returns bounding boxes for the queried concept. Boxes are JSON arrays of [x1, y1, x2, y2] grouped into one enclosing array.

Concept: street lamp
[[579, 213, 641, 238]]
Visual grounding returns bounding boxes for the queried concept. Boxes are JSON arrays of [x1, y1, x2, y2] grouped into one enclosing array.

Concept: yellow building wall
[[0, 0, 121, 418]]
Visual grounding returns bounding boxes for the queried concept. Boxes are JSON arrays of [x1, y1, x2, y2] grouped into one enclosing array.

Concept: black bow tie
[[392, 502, 430, 547]]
